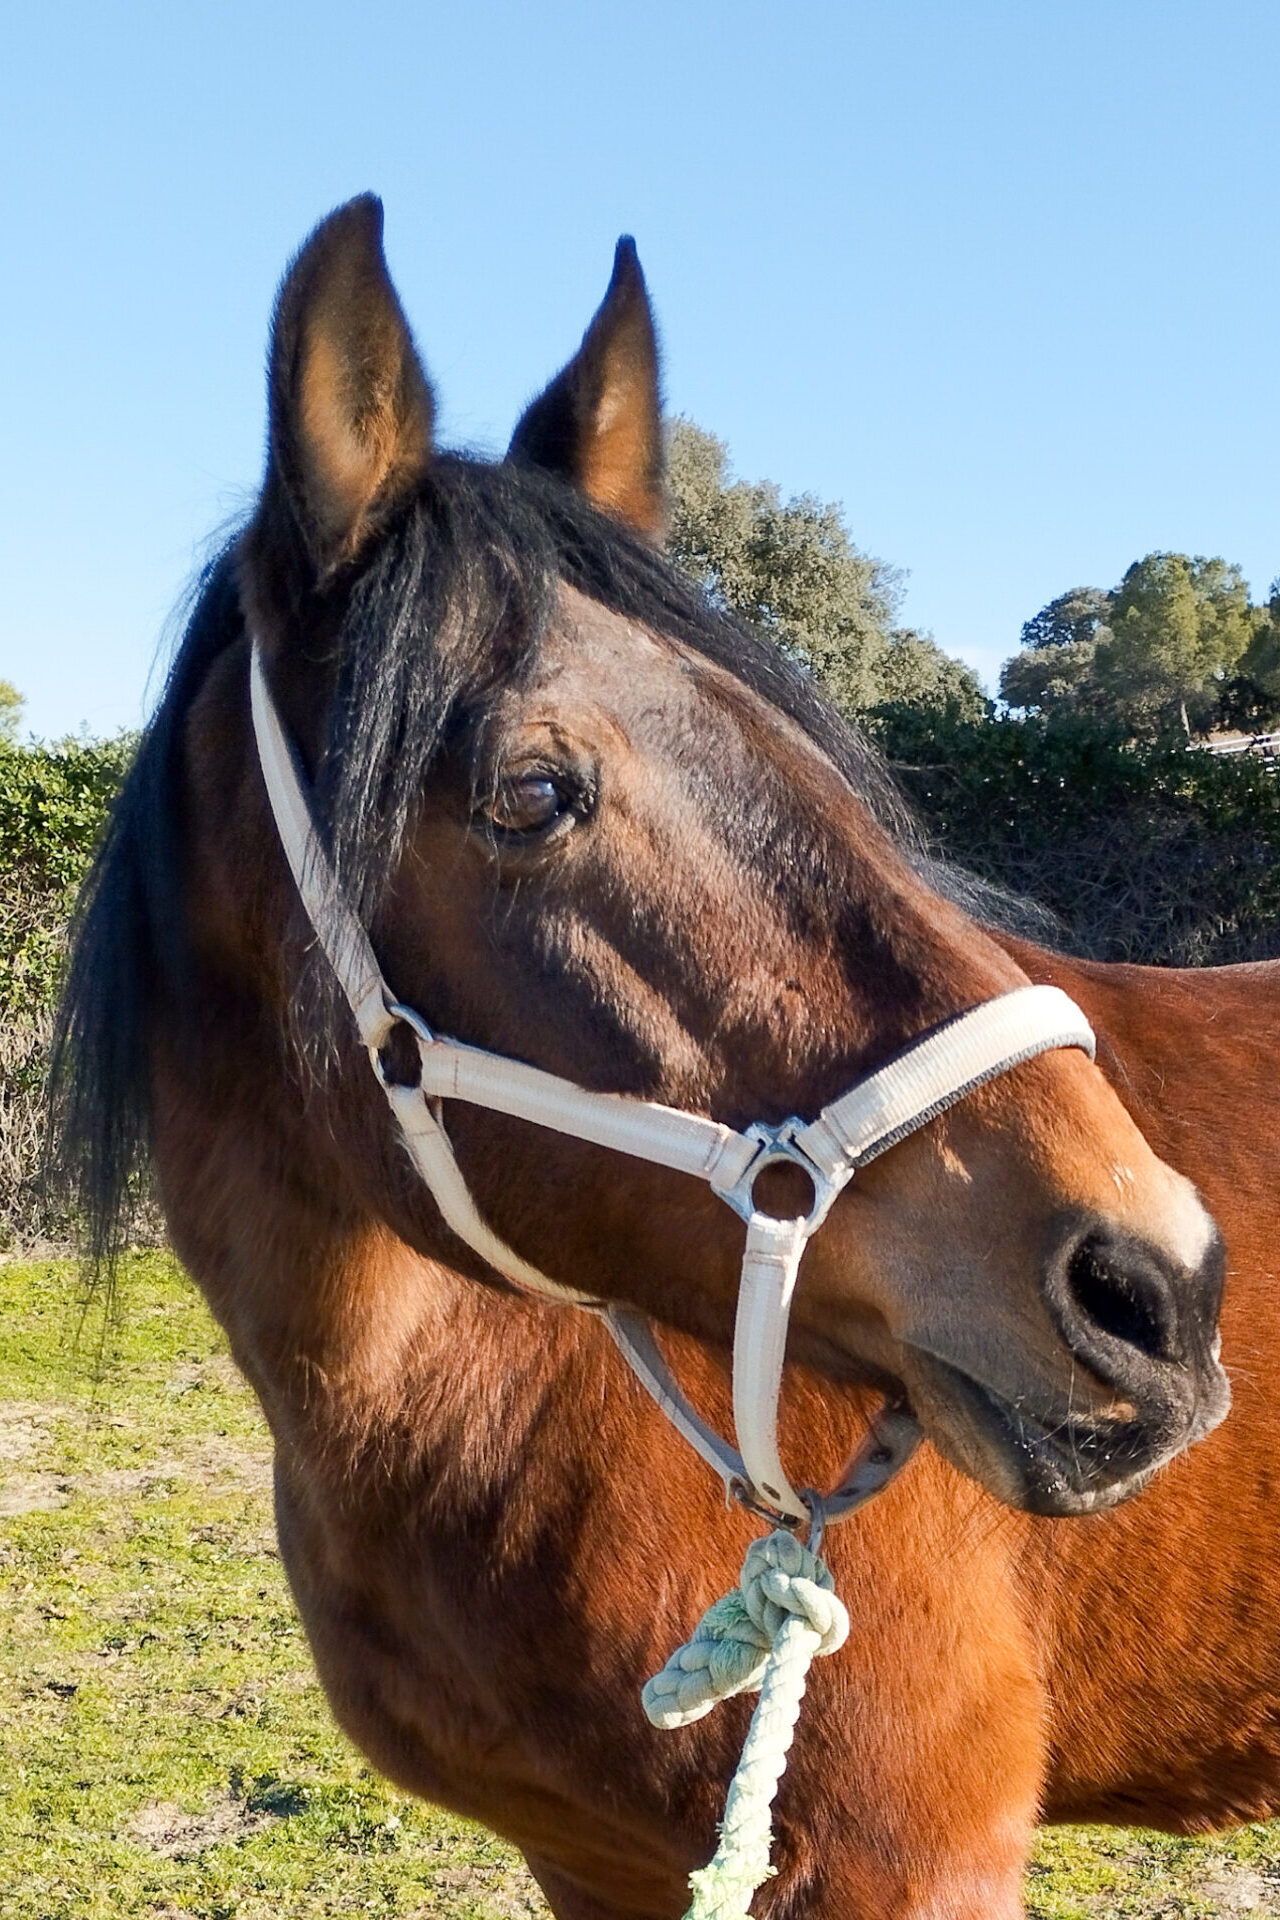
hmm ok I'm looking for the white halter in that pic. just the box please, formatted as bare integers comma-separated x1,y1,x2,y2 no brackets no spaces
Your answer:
249,642,1096,1535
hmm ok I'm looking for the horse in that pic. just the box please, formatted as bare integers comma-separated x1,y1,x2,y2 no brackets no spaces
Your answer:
51,195,1277,1919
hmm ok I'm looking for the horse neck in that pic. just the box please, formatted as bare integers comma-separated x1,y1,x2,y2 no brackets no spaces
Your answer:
151,1015,614,1525
997,932,1280,1126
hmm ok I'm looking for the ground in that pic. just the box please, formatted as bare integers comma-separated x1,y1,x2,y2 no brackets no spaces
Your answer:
3,1254,1279,1919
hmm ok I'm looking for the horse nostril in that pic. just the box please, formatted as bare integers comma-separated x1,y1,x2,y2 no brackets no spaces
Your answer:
1064,1232,1174,1361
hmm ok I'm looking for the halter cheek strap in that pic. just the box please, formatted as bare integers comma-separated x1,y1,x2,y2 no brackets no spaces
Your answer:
249,642,1096,1534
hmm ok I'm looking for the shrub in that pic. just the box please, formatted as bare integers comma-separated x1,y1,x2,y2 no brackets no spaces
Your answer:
870,705,1280,966
0,736,134,1015
0,736,133,1243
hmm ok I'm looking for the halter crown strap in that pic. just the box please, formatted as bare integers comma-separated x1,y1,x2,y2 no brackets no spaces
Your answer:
249,641,1095,1532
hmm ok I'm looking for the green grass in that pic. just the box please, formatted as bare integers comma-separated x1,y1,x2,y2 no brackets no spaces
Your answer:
1,1253,1277,1918
0,1254,542,1920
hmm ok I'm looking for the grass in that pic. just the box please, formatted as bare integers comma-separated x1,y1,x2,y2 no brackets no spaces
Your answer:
0,1253,542,1920
1,1253,1278,1919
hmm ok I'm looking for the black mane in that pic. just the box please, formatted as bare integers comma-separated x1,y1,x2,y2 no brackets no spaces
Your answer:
51,453,1011,1277
313,457,919,919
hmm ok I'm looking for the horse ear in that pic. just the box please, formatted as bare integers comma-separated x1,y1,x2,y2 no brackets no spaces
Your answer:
265,195,434,573
508,237,664,541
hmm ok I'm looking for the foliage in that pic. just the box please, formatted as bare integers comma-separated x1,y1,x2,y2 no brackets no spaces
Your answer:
1232,578,1280,726
0,679,24,743
0,735,134,1020
999,637,1105,723
0,735,133,1245
1018,587,1113,654
872,705,1280,965
666,421,987,719
1105,554,1253,733
876,626,988,717
4,1249,1280,1918
1211,671,1280,734
1001,555,1277,737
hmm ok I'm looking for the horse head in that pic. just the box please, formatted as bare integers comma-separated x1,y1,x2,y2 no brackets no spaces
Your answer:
105,197,1231,1522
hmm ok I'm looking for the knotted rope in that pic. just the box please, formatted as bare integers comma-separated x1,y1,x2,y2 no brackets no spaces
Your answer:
643,1529,849,1920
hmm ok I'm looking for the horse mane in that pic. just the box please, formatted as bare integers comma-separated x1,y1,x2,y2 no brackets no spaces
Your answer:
50,451,1035,1279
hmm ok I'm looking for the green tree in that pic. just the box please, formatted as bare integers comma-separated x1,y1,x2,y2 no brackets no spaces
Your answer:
1001,554,1260,736
1099,554,1252,734
999,638,1107,720
877,626,989,716
665,420,985,718
1229,577,1280,726
0,681,23,743
1018,587,1112,653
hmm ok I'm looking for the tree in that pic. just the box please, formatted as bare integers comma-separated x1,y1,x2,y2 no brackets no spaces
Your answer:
665,421,986,719
0,681,22,744
999,639,1107,720
1100,554,1252,734
1000,554,1261,736
1018,587,1112,653
876,627,989,716
1229,578,1280,727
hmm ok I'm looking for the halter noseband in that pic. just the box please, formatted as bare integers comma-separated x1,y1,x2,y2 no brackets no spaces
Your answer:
249,642,1096,1537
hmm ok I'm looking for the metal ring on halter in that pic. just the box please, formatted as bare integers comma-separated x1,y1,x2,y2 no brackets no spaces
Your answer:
729,1478,827,1552
370,999,436,1090
714,1120,840,1233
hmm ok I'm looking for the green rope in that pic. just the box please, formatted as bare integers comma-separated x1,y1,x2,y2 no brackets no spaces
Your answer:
642,1530,849,1920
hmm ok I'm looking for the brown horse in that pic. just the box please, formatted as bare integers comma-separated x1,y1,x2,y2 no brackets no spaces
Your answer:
54,197,1276,1919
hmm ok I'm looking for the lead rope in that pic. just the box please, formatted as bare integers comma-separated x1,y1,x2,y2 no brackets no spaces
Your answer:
643,1528,847,1920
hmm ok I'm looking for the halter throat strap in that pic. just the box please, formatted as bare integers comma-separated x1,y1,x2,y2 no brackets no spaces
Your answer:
248,641,1096,1534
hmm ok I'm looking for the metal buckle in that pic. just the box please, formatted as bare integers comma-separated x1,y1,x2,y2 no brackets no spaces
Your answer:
715,1119,839,1232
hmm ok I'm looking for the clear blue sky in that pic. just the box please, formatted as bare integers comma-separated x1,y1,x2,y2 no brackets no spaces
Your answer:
3,1,1277,739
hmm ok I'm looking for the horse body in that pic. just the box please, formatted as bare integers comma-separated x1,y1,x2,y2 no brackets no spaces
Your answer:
56,198,1272,1917
148,930,1280,1917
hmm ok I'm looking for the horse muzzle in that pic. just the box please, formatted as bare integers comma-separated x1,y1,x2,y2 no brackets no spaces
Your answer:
900,1216,1231,1516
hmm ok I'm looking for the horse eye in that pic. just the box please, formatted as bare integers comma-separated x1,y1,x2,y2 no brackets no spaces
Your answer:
487,772,567,835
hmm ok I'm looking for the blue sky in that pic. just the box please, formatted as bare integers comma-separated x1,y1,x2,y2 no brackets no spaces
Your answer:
3,1,1277,739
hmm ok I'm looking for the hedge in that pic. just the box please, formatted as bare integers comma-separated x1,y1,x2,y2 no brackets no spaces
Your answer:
871,707,1280,967
0,737,133,1244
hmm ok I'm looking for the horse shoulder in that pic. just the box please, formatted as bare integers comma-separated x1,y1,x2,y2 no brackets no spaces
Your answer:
1002,940,1280,1829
